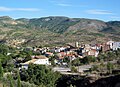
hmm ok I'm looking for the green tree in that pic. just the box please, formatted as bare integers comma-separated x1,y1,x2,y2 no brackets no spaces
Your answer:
71,58,81,66
115,49,120,58
71,66,77,73
107,62,113,74
17,69,21,87
49,56,56,66
98,53,107,61
63,57,70,63
8,74,14,87
0,44,9,55
107,52,116,61
23,54,32,62
0,53,12,70
82,56,96,64
91,65,99,72
0,61,3,79
20,64,61,87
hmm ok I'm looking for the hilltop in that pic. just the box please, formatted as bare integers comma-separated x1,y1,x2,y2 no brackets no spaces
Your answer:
0,16,120,46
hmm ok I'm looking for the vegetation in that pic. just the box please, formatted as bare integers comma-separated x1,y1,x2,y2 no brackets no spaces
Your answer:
0,16,120,46
71,58,81,66
71,56,96,66
17,69,21,87
56,75,90,87
20,64,61,87
8,74,14,87
0,61,3,80
0,33,119,87
71,66,77,73
107,62,114,74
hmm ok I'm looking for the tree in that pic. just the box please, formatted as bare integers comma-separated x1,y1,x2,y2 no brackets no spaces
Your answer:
71,66,77,73
107,62,113,74
17,69,21,87
91,65,99,72
98,53,107,61
82,56,96,64
23,54,32,62
49,56,56,66
0,53,12,69
107,52,116,61
71,58,81,66
63,56,70,63
115,49,120,58
0,61,3,79
99,62,105,72
0,44,9,55
8,74,14,87
20,64,61,87
3,84,5,87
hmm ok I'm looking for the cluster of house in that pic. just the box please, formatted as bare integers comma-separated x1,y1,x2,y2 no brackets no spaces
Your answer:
75,41,120,57
21,41,120,69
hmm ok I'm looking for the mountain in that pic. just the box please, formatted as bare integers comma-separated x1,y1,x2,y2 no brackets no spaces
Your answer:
0,16,120,46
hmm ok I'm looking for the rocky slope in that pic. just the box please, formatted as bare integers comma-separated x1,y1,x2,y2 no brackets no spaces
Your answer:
56,75,120,87
89,75,120,87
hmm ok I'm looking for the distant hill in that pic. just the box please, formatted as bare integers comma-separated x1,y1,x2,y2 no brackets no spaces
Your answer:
0,16,120,46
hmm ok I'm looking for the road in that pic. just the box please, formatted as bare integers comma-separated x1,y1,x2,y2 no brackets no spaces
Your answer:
53,65,92,74
78,65,92,72
53,60,117,74
78,60,117,72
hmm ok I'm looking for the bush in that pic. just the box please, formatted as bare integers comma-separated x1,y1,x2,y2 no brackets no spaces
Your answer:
71,66,77,73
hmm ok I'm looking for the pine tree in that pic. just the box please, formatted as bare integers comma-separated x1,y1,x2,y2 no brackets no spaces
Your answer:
17,69,21,87
0,61,3,79
8,74,14,87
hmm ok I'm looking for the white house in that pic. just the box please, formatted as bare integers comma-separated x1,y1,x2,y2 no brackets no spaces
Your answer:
107,40,114,49
34,58,50,65
21,55,50,69
113,42,120,50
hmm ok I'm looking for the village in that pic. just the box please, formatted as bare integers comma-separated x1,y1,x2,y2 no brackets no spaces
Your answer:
0,38,119,86
0,39,120,87
14,40,120,76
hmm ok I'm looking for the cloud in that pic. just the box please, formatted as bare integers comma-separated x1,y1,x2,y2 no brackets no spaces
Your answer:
50,0,87,7
86,10,113,15
0,6,40,11
57,3,72,7
57,4,87,7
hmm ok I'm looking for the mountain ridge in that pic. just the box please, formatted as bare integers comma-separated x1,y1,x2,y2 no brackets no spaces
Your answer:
0,16,120,46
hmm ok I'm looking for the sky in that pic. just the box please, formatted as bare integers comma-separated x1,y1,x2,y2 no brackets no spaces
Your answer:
0,0,120,21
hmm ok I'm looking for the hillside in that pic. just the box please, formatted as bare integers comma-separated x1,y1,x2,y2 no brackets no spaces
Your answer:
56,75,120,87
89,75,120,87
0,16,120,46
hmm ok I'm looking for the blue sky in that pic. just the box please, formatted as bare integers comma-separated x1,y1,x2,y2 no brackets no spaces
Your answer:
0,0,120,21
